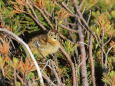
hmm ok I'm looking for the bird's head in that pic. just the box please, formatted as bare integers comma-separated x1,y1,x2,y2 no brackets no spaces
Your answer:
47,29,59,41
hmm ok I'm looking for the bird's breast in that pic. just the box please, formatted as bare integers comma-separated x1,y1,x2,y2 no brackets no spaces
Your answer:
39,39,60,56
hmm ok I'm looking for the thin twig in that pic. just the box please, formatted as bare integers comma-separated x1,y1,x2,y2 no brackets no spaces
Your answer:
41,59,52,72
105,45,115,68
17,74,24,85
79,0,85,10
87,10,92,24
104,36,112,46
61,2,74,15
59,33,77,45
26,12,47,30
43,9,52,18
49,60,63,86
32,2,54,29
43,72,58,86
26,0,47,30
60,24,78,33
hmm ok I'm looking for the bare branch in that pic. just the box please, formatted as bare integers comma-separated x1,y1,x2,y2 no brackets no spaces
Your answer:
61,2,74,15
60,24,78,33
59,45,78,86
105,44,115,68
43,72,58,86
89,35,96,86
104,36,112,46
77,24,89,86
79,0,85,10
87,10,92,24
50,60,64,86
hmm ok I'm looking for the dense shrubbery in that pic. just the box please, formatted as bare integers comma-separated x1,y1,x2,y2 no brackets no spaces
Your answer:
0,0,115,86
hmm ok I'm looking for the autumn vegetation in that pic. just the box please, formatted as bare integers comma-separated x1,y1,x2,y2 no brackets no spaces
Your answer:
0,0,115,86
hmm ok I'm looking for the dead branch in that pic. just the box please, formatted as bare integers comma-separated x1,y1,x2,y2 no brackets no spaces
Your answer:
59,45,78,86
77,24,89,86
89,35,96,86
50,60,64,86
60,24,78,33
43,72,58,86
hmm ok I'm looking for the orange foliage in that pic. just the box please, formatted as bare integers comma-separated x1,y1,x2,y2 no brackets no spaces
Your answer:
36,0,45,9
13,4,25,14
97,13,114,36
16,0,26,6
57,8,71,19
0,35,10,57
18,58,36,74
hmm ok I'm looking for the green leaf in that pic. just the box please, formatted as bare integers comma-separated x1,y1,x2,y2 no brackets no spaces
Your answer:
111,11,115,18
16,81,21,86
26,72,35,80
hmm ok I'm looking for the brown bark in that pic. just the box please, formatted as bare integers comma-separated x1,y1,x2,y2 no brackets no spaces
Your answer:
60,46,78,86
89,35,96,86
78,24,89,86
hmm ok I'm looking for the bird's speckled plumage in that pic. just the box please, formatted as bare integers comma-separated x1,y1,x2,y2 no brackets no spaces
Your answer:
28,30,60,59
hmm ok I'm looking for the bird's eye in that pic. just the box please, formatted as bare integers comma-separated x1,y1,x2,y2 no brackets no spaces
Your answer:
54,37,56,39
50,34,53,37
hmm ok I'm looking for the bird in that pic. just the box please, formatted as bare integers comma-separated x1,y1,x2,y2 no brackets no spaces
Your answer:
28,30,60,60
